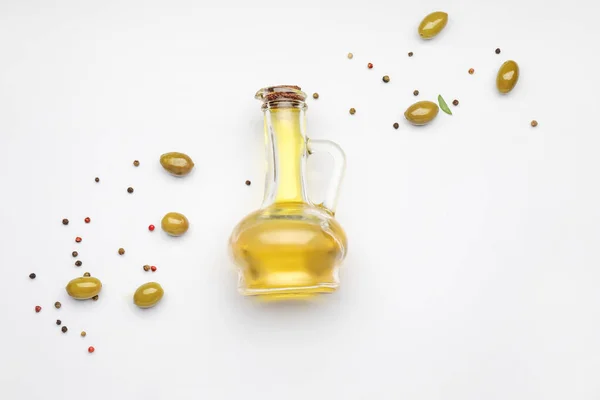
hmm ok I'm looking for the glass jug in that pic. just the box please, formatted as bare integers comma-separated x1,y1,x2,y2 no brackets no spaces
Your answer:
229,85,348,298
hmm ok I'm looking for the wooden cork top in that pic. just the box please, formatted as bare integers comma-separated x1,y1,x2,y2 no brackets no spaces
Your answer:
255,85,307,103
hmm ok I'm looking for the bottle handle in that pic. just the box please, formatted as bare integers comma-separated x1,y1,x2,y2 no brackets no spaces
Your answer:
306,139,346,214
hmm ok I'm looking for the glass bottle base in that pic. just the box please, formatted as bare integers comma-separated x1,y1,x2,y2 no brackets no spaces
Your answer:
230,203,347,299
237,265,340,299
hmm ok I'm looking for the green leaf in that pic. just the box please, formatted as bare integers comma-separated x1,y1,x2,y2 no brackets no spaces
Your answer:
438,94,452,115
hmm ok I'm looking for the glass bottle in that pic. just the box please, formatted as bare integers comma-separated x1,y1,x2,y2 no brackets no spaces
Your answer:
229,85,348,298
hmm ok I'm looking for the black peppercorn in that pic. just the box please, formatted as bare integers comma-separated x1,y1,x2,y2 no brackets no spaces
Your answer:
54,301,61,309
495,48,501,54
61,326,68,333
452,99,459,106
29,273,36,279
408,52,413,57
245,180,251,186
393,123,399,130
75,260,82,267
72,251,78,257
95,177,100,183
56,320,61,325
413,90,419,96
127,187,134,194
62,218,69,225
382,75,390,83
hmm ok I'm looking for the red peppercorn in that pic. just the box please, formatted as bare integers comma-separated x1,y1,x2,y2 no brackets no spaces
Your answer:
148,224,155,232
150,266,157,272
88,346,95,353
367,63,373,69
75,237,82,243
84,217,91,223
35,306,41,313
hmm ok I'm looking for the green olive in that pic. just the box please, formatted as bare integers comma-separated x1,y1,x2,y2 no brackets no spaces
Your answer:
496,60,519,94
66,277,102,300
418,11,448,39
134,282,164,308
161,212,189,236
160,152,195,176
404,101,439,125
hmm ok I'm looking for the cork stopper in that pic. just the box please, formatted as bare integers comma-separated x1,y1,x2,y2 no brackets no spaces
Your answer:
255,85,307,107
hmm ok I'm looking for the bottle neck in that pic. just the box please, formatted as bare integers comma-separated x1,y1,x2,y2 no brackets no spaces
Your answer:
262,107,309,207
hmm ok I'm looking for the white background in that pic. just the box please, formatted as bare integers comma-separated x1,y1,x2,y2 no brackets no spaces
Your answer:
1,0,599,399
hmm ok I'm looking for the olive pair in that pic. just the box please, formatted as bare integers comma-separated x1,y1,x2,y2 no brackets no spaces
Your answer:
418,10,520,94
406,11,446,126
66,277,164,308
159,153,192,237
403,60,520,126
